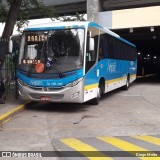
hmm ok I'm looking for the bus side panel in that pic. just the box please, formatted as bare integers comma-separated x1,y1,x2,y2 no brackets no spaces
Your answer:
83,58,136,102
98,59,127,93
97,58,136,94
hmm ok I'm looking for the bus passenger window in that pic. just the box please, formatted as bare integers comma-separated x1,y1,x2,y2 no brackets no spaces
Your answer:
108,37,115,58
99,33,110,60
99,36,105,60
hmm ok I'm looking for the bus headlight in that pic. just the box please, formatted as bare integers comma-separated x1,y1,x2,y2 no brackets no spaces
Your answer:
65,77,83,87
18,79,28,86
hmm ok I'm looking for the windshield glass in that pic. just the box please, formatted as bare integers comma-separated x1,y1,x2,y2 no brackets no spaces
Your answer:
18,29,84,77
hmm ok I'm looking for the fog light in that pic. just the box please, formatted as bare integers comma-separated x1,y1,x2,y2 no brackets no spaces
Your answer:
71,92,79,99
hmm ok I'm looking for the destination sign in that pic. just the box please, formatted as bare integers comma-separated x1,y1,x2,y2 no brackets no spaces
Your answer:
27,35,47,42
22,59,41,64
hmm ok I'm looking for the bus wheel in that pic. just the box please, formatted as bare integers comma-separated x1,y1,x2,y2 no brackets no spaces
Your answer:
123,75,130,90
91,79,105,105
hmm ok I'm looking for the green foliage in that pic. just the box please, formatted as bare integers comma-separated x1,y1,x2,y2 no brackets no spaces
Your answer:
0,0,58,32
0,1,8,22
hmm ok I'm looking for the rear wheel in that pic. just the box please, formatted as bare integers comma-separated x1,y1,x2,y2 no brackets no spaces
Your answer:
123,75,130,90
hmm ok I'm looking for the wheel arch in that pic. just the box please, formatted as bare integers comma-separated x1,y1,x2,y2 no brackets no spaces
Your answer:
99,77,105,95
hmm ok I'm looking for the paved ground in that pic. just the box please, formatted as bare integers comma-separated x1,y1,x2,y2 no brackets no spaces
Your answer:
0,76,160,159
0,100,24,116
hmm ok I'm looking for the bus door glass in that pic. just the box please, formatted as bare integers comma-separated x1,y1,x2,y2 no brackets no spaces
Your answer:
85,27,99,89
85,27,99,73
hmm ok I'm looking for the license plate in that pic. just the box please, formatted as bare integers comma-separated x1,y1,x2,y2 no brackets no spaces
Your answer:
40,96,52,101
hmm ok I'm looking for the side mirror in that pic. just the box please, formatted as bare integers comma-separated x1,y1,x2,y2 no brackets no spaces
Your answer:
89,38,94,51
8,37,13,53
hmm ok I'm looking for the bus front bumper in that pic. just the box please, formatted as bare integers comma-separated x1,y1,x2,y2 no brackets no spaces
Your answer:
18,80,84,103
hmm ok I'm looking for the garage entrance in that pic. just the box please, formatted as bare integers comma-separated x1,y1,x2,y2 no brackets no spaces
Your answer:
112,26,160,76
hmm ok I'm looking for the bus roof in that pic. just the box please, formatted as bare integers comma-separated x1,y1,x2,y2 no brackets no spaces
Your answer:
25,21,89,31
25,21,136,48
88,22,136,48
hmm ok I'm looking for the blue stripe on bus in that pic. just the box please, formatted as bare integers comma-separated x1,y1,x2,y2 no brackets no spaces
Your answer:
119,37,136,48
88,22,136,48
17,68,83,87
25,25,85,31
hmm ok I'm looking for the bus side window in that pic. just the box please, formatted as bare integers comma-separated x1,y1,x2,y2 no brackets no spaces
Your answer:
104,34,109,58
99,34,105,60
108,36,115,58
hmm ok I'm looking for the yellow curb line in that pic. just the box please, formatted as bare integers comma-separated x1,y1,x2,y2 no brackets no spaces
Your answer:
0,102,28,126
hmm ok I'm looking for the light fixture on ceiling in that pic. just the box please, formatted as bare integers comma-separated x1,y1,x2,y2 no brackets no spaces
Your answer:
150,26,154,32
129,28,133,33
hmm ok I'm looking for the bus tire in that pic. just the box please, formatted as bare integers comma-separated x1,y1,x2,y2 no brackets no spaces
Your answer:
99,78,105,96
91,79,104,105
123,75,130,90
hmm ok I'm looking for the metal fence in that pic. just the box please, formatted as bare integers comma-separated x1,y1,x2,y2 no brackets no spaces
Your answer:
0,37,18,100
4,54,18,100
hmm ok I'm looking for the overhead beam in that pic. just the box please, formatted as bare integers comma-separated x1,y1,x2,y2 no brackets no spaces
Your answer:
101,0,160,11
87,0,102,22
28,2,86,19
15,0,160,20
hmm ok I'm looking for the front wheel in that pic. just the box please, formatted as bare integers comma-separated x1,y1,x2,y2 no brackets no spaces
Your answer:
123,75,130,90
91,79,105,105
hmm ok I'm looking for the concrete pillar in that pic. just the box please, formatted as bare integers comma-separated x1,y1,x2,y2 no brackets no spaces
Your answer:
87,0,102,23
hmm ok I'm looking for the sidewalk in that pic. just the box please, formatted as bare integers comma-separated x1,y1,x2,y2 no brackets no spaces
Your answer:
0,99,27,125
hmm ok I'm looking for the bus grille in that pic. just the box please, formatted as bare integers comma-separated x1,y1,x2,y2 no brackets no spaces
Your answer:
29,86,63,91
29,93,64,101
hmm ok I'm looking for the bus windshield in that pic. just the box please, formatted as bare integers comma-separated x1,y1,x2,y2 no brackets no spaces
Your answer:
18,29,84,77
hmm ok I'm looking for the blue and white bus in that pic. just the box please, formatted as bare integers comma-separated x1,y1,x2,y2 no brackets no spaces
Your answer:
17,21,137,104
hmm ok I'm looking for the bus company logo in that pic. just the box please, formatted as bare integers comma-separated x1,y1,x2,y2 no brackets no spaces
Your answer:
107,61,116,73
30,80,43,86
42,87,49,91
